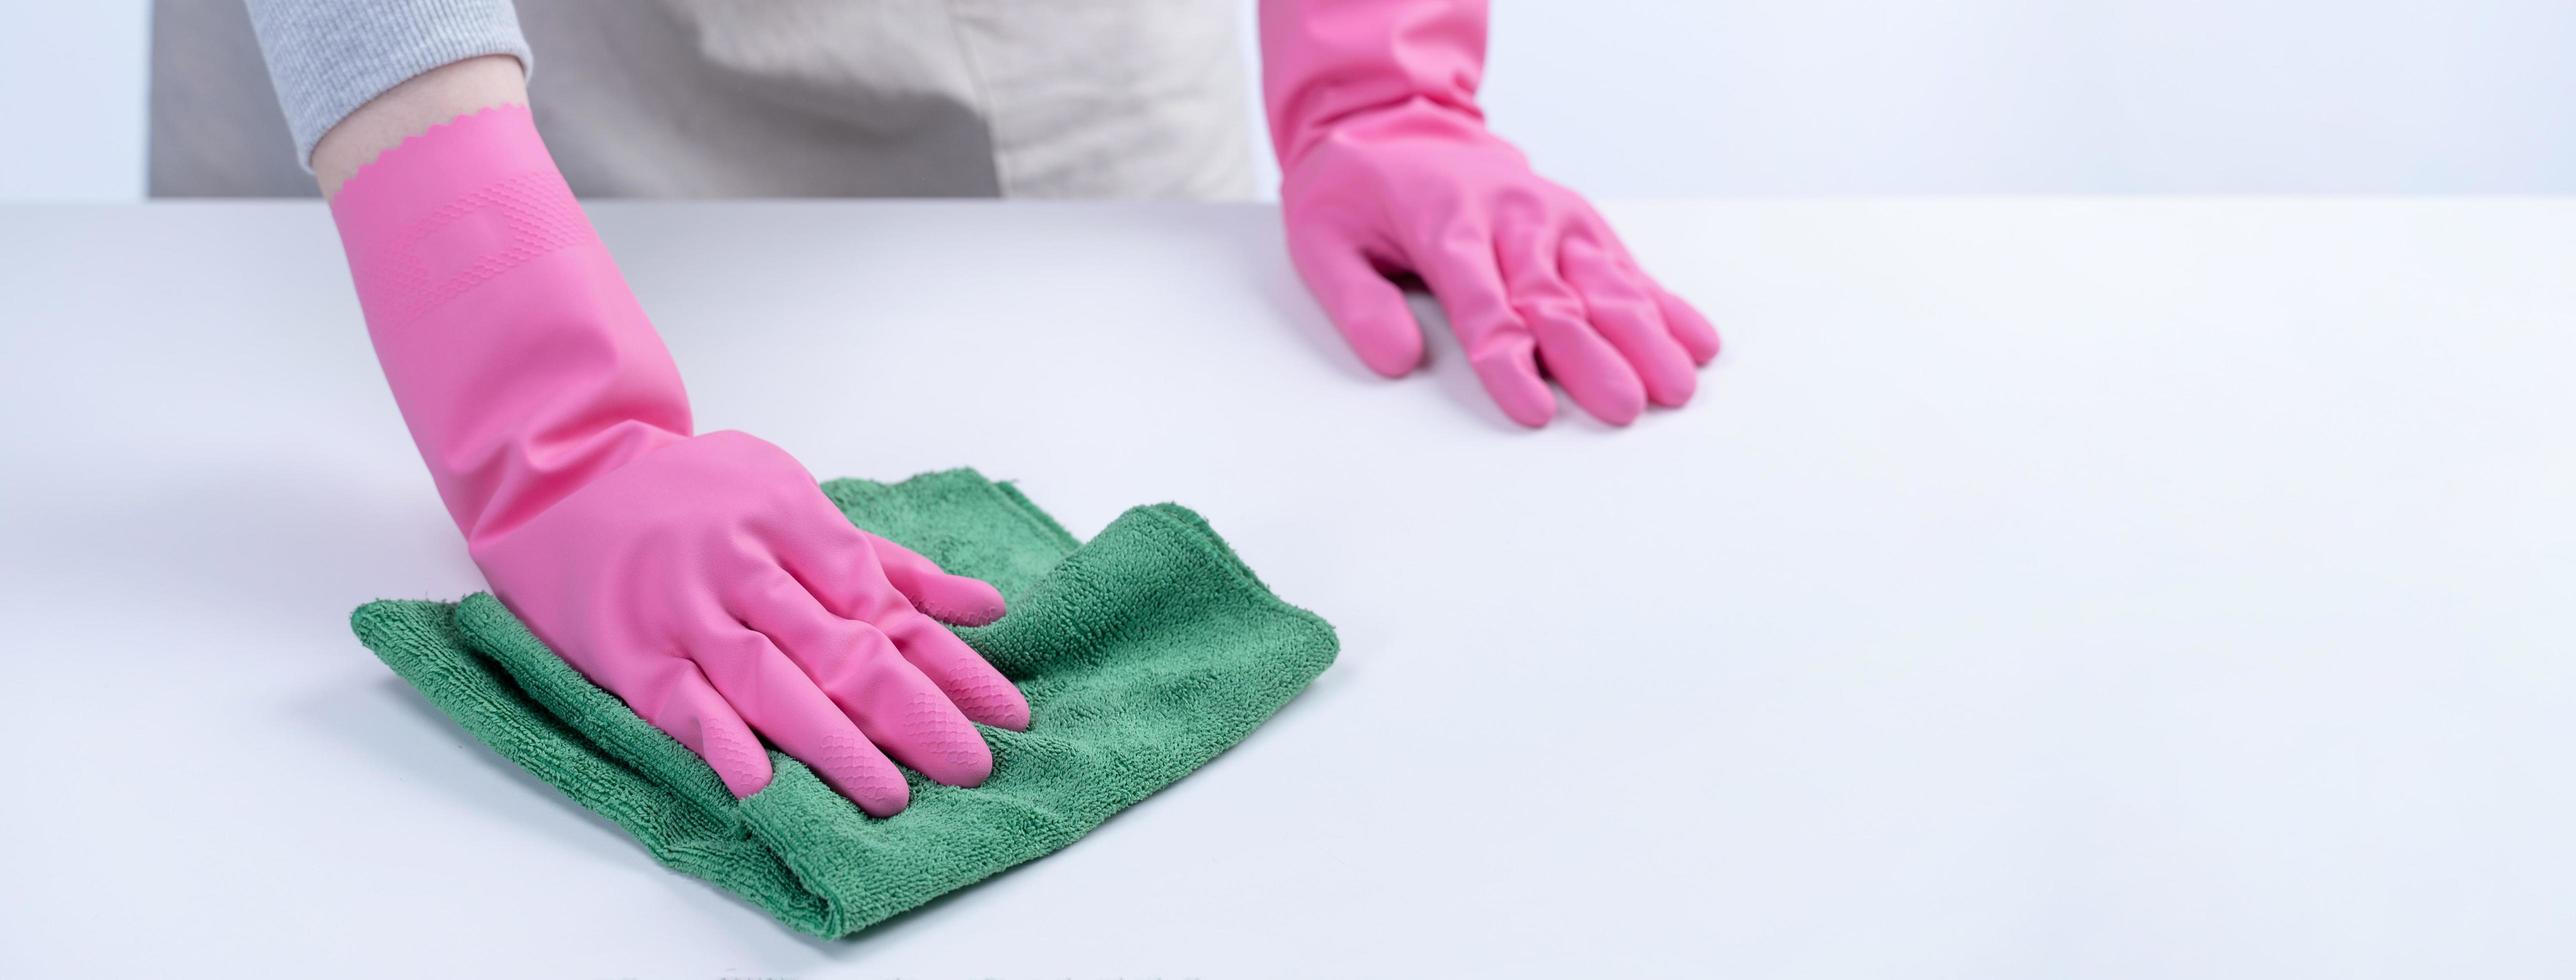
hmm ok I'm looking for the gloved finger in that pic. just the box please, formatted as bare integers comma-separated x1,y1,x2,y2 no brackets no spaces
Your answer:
1656,286,1722,365
734,570,994,787
879,607,1031,731
1411,222,1555,427
687,627,911,816
860,531,1007,627
631,664,774,801
1287,229,1425,378
1497,223,1646,426
1571,221,1722,366
803,527,1026,728
1561,236,1699,408
774,517,957,623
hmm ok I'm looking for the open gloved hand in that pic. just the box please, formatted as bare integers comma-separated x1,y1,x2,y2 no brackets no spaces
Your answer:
1262,0,1720,427
330,104,1023,816
472,431,1027,816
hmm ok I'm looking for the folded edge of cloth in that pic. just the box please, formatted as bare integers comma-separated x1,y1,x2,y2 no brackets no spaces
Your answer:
350,468,1337,937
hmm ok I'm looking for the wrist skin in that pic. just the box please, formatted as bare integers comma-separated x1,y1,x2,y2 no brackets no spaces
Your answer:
314,54,528,198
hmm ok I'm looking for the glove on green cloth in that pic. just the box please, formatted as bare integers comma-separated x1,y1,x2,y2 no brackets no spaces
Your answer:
349,469,1337,937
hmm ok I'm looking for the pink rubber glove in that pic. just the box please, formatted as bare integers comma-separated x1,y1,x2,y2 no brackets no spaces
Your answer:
331,105,1027,816
1262,0,1721,427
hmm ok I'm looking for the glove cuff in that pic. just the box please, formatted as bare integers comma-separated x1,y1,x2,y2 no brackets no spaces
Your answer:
329,105,691,540
1258,0,1492,168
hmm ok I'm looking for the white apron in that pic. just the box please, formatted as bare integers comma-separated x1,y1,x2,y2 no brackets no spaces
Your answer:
149,0,1256,200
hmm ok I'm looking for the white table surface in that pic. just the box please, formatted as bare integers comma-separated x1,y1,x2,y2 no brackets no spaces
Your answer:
1,198,2570,978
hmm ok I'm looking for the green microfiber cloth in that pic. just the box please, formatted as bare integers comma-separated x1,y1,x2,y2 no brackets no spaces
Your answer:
349,469,1337,937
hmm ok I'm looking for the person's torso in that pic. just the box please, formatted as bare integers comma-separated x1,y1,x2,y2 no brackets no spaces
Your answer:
150,0,1255,200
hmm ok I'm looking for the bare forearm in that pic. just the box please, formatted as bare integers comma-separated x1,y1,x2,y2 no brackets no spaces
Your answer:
313,54,527,198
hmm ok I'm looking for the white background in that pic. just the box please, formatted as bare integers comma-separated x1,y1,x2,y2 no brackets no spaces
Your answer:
5,0,2574,201
3,1,2573,975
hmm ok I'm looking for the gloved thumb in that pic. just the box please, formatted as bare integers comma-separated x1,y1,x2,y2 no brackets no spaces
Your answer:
1288,234,1425,378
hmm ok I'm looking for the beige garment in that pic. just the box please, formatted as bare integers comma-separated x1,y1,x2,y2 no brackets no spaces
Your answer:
150,0,1257,199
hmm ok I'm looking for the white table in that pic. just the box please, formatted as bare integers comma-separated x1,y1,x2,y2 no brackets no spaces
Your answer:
2,199,2570,978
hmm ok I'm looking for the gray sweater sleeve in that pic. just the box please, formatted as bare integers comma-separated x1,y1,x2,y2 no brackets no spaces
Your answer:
243,0,532,168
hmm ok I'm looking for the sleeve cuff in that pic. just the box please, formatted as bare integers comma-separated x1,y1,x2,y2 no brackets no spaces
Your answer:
244,0,533,171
